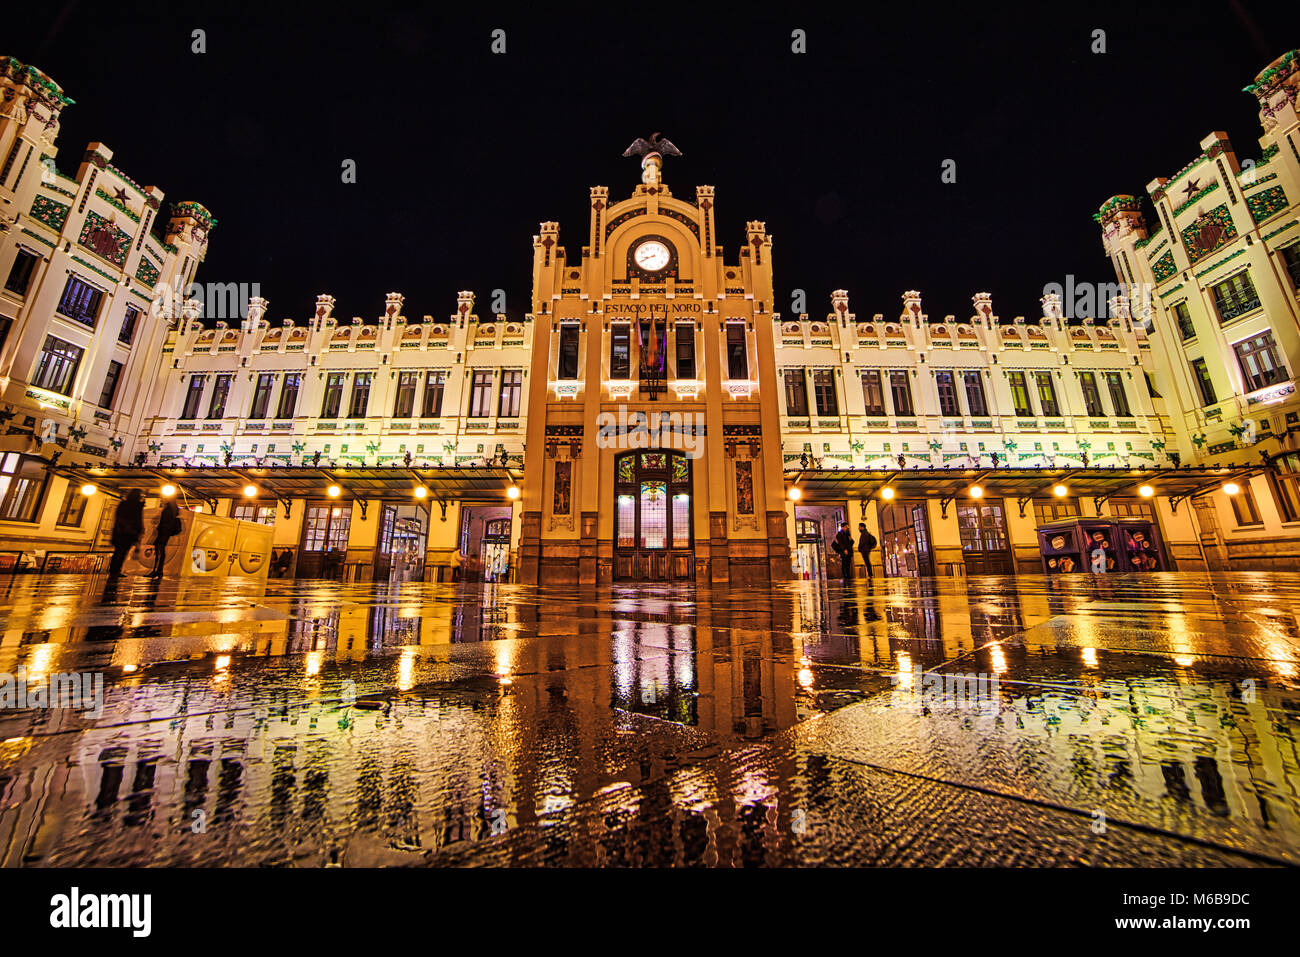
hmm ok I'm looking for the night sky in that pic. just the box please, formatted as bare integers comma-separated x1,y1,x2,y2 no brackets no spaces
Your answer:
10,1,1298,324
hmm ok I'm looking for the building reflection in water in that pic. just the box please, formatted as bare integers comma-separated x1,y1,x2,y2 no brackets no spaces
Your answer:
0,575,1298,865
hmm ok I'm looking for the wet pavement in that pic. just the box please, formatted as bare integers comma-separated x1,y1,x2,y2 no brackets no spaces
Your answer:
1,572,1298,867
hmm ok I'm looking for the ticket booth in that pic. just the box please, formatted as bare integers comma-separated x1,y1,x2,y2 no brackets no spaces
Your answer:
1036,518,1166,574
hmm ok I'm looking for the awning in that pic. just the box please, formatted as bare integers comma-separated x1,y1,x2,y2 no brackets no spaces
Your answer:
53,464,522,514
783,464,1265,518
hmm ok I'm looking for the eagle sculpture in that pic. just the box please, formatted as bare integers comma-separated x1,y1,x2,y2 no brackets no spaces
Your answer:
622,132,683,158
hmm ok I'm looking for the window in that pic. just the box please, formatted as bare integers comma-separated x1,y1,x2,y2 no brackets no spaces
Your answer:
962,371,987,416
726,323,748,379
610,324,631,378
56,276,103,328
422,371,445,417
1229,482,1262,526
1171,301,1196,341
180,375,206,419
118,305,140,345
889,370,913,415
1104,372,1130,416
276,373,301,419
1079,372,1105,416
4,249,38,295
99,360,123,410
469,370,493,417
861,371,886,416
249,373,275,418
1209,271,1260,324
783,369,808,416
1007,371,1034,416
231,504,276,525
1033,497,1079,525
813,369,838,416
31,336,83,395
675,323,695,379
393,371,418,417
208,374,232,418
0,453,47,523
499,369,522,417
1269,452,1300,523
1109,496,1155,520
1034,372,1060,416
558,324,580,379
1233,331,1288,393
1283,244,1300,290
302,504,351,552
56,482,88,527
935,371,961,416
348,372,372,418
321,372,346,418
1190,358,1217,406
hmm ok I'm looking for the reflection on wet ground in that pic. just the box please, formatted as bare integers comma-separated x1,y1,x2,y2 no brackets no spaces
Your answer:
1,572,1298,866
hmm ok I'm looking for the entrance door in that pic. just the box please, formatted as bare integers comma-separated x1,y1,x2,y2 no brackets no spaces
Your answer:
880,501,934,578
480,517,512,582
298,502,352,579
956,500,1015,575
793,518,824,580
613,451,693,581
375,504,428,583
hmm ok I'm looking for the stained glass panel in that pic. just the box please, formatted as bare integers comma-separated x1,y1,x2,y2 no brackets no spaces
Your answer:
641,482,667,548
671,455,689,484
617,456,635,484
642,453,667,471
672,494,690,547
617,494,636,546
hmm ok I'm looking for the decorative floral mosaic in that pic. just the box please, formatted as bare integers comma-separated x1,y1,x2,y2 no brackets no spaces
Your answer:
1247,186,1288,224
1151,250,1177,282
78,211,131,266
30,195,69,230
1180,204,1238,265
135,257,160,287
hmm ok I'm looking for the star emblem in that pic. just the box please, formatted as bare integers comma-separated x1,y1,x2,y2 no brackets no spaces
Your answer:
113,187,129,203
1181,178,1200,199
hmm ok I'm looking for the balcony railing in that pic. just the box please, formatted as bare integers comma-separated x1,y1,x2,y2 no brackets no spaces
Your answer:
1216,294,1262,324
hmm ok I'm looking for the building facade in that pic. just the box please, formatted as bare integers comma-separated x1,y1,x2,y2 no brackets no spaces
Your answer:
1,51,1298,581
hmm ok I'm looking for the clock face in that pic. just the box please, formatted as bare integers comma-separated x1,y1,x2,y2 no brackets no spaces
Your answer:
633,240,671,271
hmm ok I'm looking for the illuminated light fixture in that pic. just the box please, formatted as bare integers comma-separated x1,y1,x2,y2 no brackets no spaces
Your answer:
880,487,896,501
1052,484,1068,498
122,664,138,673
242,484,258,498
1138,484,1155,498
79,483,97,497
968,485,984,499
414,486,428,499
506,485,521,500
160,484,177,498
788,487,802,501
327,484,341,498
1222,482,1240,496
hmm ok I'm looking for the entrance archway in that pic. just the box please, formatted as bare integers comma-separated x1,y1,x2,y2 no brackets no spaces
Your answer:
613,450,693,581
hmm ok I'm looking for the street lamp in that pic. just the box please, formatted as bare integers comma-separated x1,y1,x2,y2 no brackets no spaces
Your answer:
243,485,258,498
160,484,177,498
1138,484,1155,498
79,483,97,497
880,486,895,501
1222,482,1240,495
968,485,984,499
327,484,341,498
507,485,520,500
414,486,428,499
788,487,802,501
1052,484,1069,497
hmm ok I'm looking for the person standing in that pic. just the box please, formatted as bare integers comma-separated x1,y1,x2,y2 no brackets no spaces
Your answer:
150,499,183,579
107,489,145,578
857,522,877,580
831,522,854,582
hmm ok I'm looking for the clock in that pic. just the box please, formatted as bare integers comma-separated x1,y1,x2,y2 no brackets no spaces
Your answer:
633,240,671,272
